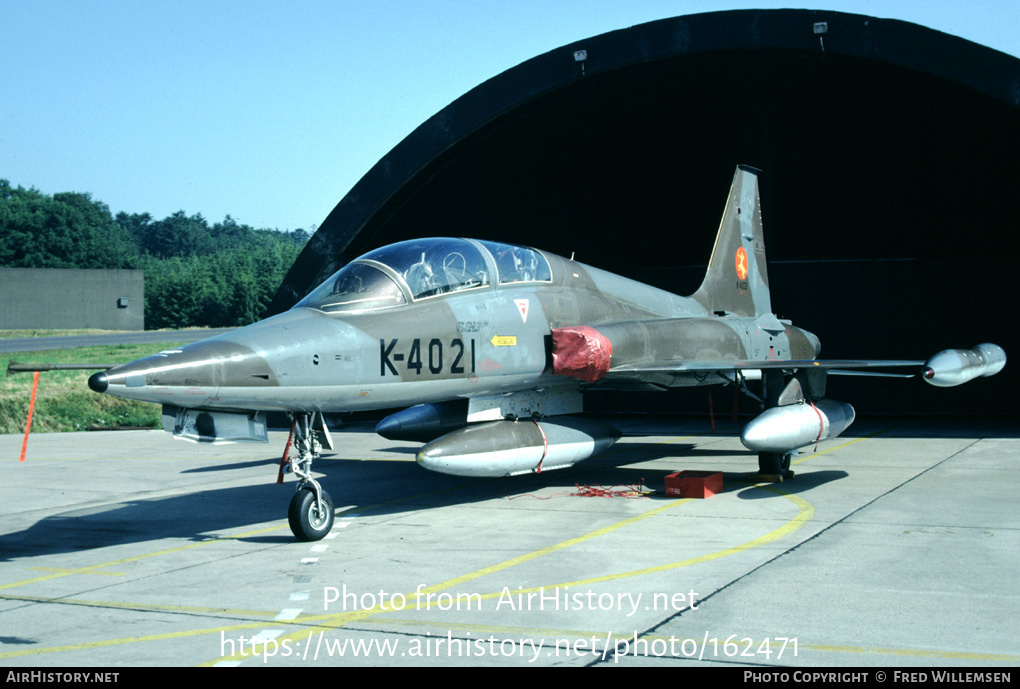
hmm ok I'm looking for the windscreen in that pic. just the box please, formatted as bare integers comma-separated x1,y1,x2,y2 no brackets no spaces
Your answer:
295,263,406,313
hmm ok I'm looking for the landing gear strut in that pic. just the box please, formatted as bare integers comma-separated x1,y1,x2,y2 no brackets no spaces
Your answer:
750,369,803,481
283,413,334,541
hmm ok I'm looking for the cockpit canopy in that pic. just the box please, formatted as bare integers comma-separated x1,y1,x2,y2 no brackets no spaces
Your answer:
295,238,551,313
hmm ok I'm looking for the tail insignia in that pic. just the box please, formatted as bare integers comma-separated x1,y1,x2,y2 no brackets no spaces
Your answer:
735,247,749,281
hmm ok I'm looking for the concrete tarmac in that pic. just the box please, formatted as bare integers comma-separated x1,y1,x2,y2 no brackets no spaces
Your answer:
1,417,1017,667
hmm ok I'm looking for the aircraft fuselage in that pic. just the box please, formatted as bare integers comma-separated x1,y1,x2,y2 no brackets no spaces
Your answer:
89,249,818,414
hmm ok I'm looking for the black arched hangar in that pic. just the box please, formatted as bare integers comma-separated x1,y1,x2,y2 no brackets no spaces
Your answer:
271,9,1020,414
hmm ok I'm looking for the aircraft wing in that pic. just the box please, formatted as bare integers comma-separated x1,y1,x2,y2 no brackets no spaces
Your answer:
549,325,1003,388
602,347,1004,388
607,358,925,375
599,358,925,388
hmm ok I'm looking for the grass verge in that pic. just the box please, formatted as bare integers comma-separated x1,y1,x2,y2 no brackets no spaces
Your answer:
2,342,186,434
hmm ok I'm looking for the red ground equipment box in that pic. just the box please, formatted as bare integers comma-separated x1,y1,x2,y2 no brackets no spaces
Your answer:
664,471,723,498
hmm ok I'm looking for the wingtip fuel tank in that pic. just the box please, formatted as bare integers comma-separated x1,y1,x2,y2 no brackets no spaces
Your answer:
922,343,1006,387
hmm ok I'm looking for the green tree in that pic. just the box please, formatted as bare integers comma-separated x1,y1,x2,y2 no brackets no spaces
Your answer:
210,215,254,251
139,211,214,258
115,211,153,248
0,180,136,268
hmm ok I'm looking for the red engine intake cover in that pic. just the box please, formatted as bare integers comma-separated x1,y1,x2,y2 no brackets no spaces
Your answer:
551,326,612,383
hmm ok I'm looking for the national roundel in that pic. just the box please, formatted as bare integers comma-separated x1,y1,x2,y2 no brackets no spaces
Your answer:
734,247,749,281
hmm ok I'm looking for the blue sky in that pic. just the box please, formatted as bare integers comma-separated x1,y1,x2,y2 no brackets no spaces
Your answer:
2,1,1018,232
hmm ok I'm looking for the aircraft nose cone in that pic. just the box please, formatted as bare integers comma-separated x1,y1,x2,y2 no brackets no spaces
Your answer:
88,371,109,393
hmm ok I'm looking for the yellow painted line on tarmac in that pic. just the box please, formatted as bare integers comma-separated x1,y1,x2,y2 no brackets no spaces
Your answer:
346,619,1020,664
0,621,276,661
0,524,284,592
792,425,899,465
198,426,1017,667
206,482,814,665
0,472,494,593
300,485,811,637
456,486,813,605
30,567,125,577
1,428,866,664
326,456,417,462
545,427,885,606
204,497,700,664
625,633,1020,663
418,499,695,595
203,429,818,664
0,474,504,660
798,642,1020,663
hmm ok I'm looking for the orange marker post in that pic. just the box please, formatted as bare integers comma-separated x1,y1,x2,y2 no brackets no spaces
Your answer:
19,372,40,463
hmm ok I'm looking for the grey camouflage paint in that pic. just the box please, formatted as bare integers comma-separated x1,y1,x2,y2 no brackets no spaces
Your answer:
89,168,825,420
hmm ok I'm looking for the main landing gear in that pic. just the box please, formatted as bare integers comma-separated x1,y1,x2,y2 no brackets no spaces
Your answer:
281,413,335,541
756,451,795,482
723,368,804,482
751,369,800,482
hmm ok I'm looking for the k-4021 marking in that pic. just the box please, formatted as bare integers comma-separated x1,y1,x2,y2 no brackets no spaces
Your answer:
380,338,476,377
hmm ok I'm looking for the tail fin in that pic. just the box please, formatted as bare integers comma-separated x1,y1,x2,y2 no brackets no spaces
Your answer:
691,165,772,318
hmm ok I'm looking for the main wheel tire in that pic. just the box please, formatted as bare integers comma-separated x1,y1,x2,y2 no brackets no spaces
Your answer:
757,452,792,477
288,487,334,541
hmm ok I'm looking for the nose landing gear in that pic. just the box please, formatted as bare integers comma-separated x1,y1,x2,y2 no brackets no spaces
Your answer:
282,412,335,541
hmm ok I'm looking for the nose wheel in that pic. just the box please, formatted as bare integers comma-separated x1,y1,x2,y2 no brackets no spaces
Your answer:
289,485,335,541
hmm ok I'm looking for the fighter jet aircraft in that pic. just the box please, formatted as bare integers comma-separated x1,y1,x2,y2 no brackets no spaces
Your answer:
87,166,1006,541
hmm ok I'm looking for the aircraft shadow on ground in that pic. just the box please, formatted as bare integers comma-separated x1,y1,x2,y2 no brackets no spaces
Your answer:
180,457,284,473
0,439,843,561
731,469,849,500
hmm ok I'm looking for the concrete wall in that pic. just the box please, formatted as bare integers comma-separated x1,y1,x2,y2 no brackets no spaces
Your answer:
0,268,144,331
